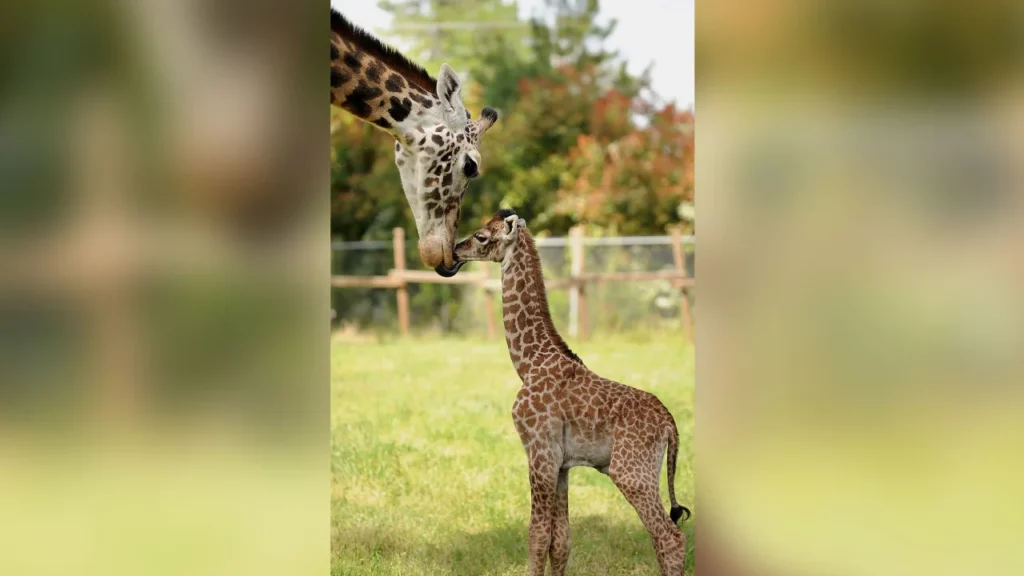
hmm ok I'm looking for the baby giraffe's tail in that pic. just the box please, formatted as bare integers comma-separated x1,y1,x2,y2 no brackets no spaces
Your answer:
666,420,691,524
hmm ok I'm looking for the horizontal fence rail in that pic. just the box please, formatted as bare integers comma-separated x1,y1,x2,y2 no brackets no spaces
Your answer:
331,227,694,340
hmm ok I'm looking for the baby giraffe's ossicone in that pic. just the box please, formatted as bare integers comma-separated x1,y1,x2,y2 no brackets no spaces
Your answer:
453,210,692,576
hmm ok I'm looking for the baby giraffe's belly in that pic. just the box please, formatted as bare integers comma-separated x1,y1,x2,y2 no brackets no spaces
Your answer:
560,425,613,472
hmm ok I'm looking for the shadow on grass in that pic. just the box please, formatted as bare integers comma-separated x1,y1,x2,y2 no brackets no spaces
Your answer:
335,514,694,575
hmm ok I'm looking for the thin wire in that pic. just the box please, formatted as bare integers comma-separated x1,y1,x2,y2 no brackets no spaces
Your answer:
330,235,694,252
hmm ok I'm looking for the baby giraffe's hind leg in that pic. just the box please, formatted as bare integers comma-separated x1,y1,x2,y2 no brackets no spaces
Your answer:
548,469,571,575
609,440,686,575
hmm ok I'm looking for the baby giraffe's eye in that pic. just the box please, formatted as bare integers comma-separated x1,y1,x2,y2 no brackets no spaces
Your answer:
474,234,489,244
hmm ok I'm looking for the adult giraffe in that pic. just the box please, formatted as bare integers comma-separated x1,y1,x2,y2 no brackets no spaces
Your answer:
331,9,499,275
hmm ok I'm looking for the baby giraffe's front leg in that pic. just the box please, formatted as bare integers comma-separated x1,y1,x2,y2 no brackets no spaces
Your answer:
525,444,562,576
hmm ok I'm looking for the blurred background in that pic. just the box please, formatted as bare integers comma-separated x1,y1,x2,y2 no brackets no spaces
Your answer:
1,2,325,576
330,0,695,337
698,1,1024,575
4,0,1019,575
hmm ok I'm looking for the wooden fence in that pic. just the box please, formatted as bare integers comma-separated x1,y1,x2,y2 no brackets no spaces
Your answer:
331,226,694,341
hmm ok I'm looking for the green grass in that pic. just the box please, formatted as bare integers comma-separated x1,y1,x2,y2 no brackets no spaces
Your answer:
331,331,694,575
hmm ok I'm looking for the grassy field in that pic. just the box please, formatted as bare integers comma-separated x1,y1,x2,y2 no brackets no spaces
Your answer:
331,332,694,575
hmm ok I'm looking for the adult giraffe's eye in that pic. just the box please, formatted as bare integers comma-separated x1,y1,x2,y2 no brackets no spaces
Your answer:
463,158,478,178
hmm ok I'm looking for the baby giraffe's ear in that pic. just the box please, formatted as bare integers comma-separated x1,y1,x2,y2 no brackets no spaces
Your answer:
504,213,519,236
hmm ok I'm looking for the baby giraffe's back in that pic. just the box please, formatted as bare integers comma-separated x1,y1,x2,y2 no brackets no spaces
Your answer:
521,361,679,475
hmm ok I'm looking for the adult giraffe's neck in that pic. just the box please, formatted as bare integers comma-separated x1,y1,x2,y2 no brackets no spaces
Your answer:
500,230,583,380
331,10,441,137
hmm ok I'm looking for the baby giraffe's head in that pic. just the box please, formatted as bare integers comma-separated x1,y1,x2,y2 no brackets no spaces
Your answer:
436,209,526,277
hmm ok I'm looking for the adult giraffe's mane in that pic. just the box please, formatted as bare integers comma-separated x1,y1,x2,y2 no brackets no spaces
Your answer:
331,8,439,97
515,228,584,366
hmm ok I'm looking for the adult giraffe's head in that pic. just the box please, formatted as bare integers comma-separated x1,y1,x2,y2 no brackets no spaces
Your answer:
331,9,499,274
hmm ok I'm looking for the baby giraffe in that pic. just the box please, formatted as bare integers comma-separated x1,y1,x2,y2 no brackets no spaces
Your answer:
450,210,692,575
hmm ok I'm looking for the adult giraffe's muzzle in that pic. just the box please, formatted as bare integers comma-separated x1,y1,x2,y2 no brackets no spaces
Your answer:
430,201,464,276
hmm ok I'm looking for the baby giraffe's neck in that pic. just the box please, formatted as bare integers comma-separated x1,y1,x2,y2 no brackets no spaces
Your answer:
500,230,582,381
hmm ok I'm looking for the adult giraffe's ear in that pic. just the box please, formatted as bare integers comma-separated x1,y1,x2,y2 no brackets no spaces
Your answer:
437,63,468,131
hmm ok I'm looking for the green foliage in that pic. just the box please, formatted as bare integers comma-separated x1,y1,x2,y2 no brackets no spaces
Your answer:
332,0,694,241
330,112,407,240
331,333,694,575
331,1,695,332
378,0,528,77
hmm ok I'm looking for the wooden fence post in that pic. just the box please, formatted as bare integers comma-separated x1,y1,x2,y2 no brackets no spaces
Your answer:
569,226,588,340
393,227,410,336
671,228,694,344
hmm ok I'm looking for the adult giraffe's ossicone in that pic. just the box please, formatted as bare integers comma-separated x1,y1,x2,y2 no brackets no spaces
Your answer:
331,9,499,275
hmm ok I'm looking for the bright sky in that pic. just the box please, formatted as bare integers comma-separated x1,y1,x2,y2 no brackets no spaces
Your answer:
331,0,695,109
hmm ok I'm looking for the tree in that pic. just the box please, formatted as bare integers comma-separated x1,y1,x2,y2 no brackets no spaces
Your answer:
333,0,691,240
330,109,405,240
550,105,695,235
377,0,528,77
331,0,695,332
